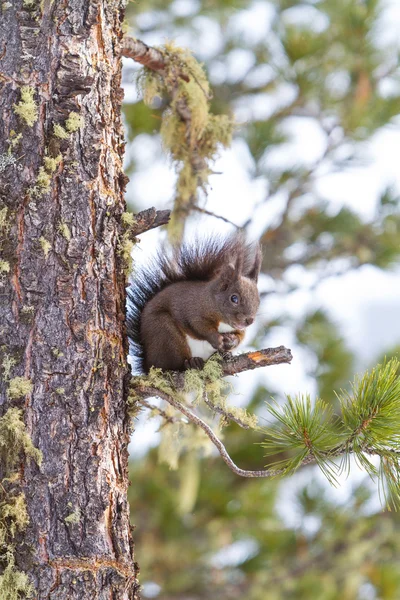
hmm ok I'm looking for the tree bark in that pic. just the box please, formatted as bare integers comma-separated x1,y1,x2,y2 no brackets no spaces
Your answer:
0,1,138,598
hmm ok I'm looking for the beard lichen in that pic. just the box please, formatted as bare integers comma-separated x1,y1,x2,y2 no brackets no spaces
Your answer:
0,408,41,598
137,42,234,241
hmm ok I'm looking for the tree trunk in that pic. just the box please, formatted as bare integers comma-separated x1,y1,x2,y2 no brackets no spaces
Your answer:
0,1,138,598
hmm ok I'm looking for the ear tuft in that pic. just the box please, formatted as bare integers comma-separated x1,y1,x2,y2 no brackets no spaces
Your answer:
217,263,236,291
248,245,262,282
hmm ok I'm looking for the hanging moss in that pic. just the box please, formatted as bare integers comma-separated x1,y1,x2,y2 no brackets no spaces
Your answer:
0,553,33,600
13,87,38,128
0,409,41,598
0,408,42,470
137,42,234,240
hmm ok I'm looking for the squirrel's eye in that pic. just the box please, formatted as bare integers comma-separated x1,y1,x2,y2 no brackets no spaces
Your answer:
230,294,239,304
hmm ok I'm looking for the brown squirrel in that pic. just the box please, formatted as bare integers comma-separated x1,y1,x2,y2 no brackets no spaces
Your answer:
127,233,261,372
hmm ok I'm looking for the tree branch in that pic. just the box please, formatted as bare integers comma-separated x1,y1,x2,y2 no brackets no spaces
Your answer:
122,37,166,72
135,385,281,478
125,207,171,238
221,346,292,376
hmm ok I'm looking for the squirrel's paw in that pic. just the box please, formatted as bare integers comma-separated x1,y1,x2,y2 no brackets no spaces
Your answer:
184,357,205,370
220,332,241,352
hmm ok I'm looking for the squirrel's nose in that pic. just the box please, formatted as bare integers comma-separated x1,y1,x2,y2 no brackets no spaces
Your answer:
246,317,254,326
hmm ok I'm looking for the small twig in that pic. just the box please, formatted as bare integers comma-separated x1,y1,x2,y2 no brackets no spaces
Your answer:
138,398,182,424
202,392,252,430
191,206,241,229
126,207,171,238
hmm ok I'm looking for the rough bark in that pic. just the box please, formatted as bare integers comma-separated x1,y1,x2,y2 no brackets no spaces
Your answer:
0,1,138,598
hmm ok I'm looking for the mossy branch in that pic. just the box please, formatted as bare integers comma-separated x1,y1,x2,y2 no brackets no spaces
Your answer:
123,37,235,241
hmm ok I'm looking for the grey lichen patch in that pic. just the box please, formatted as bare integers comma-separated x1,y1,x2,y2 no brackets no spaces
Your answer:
65,112,83,133
13,87,38,127
53,123,69,140
39,236,51,258
7,377,33,400
0,154,17,174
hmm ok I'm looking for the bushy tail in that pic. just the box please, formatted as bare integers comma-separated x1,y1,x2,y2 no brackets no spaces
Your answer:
127,232,261,372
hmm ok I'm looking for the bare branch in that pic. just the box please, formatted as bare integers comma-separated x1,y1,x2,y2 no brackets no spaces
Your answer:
125,207,171,238
122,37,166,72
221,346,293,376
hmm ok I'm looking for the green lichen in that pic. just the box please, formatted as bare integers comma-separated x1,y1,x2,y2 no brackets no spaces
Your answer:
8,132,22,152
39,236,51,258
0,260,10,274
120,234,135,275
7,378,33,400
65,112,83,133
53,124,69,140
65,508,81,524
35,167,51,194
2,355,16,380
121,212,136,227
13,87,38,127
51,348,64,358
58,222,71,240
43,154,62,173
0,207,7,230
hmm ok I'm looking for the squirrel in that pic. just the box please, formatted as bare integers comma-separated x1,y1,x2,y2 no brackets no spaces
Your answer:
127,232,261,373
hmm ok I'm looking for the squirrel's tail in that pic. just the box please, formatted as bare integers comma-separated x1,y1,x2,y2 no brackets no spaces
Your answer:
127,232,260,372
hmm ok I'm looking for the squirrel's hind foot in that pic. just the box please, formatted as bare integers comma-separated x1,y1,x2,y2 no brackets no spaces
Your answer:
184,357,205,370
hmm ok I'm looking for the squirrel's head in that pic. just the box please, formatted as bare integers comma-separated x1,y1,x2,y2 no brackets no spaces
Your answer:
211,244,261,330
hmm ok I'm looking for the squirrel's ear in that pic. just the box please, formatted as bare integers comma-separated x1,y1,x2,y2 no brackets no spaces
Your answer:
248,246,262,282
216,263,236,291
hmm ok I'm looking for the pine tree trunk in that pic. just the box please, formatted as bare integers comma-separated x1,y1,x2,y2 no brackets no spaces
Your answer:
0,1,138,598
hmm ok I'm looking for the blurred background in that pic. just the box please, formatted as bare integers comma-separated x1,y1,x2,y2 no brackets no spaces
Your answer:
122,1,400,598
